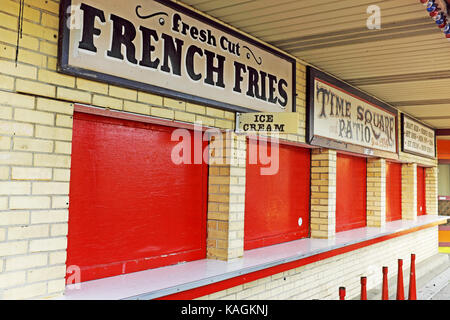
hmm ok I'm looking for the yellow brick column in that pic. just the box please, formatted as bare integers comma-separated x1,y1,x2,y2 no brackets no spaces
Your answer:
366,158,386,227
425,166,438,215
402,163,417,220
310,149,336,239
207,131,246,260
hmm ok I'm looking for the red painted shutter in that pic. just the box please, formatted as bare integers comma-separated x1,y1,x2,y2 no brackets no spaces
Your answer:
417,166,426,216
386,162,402,222
244,139,310,250
336,153,367,232
67,112,208,282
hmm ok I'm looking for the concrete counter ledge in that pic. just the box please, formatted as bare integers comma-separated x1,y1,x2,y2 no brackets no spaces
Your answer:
58,215,449,300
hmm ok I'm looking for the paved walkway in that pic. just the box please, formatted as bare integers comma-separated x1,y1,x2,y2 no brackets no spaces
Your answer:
418,253,450,300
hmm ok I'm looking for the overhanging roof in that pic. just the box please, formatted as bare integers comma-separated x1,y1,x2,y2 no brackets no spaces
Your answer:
179,0,450,130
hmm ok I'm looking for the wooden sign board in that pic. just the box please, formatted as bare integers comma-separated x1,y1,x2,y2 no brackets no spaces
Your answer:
237,112,299,134
58,0,296,113
307,67,398,158
401,114,436,159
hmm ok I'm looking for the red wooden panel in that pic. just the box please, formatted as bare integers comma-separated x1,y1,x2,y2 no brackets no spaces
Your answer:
244,139,310,250
67,112,208,283
336,153,367,232
417,166,426,216
386,162,402,222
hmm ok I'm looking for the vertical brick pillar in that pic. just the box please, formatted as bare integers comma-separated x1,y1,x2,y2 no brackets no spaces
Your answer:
207,131,246,260
366,158,386,227
425,166,438,215
310,149,336,239
402,163,417,220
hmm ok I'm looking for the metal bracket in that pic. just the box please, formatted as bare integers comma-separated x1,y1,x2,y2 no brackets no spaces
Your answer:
235,112,241,134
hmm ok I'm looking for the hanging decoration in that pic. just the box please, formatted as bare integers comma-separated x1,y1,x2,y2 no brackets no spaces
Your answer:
420,0,450,40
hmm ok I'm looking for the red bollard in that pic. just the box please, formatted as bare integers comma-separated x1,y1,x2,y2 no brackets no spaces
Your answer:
408,254,417,300
382,266,389,300
339,287,346,300
360,277,367,300
397,259,405,300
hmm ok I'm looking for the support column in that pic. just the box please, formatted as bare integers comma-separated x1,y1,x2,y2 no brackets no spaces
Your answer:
366,158,386,227
206,131,246,260
402,163,417,220
310,149,336,239
425,166,438,215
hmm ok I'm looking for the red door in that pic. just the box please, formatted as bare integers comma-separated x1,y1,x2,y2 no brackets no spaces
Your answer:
67,112,208,282
336,153,367,232
386,162,402,222
244,139,310,250
417,166,426,216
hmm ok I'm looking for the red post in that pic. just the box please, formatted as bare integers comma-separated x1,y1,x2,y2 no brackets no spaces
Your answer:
408,254,417,300
339,287,346,300
397,259,405,300
382,266,389,300
360,277,367,300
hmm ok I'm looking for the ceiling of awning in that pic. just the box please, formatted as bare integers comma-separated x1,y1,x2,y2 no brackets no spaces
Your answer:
178,0,450,130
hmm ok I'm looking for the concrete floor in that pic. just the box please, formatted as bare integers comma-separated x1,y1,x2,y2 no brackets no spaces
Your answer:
419,253,450,300
362,253,450,300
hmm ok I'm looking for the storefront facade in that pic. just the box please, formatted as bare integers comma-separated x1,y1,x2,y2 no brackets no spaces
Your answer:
0,0,447,300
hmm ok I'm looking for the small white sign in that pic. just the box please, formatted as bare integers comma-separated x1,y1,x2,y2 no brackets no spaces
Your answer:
402,115,435,159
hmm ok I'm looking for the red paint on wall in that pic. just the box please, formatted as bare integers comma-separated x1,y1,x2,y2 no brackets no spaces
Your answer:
437,140,450,160
66,112,208,283
336,153,367,232
417,166,426,216
244,139,310,250
386,162,402,222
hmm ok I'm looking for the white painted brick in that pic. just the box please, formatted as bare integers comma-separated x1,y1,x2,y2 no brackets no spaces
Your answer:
53,168,70,181
50,223,68,236
5,253,48,271
29,237,67,252
49,251,67,265
32,182,69,195
0,136,11,149
0,166,9,180
0,271,26,289
8,224,49,240
0,241,28,256
12,167,52,180
0,181,30,195
2,282,47,299
47,278,66,294
0,196,7,209
10,196,51,209
13,137,53,153
51,196,69,209
54,141,72,155
27,265,66,283
31,210,68,224
14,108,54,125
0,211,30,226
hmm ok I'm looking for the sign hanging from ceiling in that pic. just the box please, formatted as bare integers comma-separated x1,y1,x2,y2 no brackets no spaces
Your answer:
58,0,296,113
401,114,436,159
306,67,398,157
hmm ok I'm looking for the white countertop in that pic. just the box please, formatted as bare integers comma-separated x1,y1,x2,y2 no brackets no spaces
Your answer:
59,215,449,300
